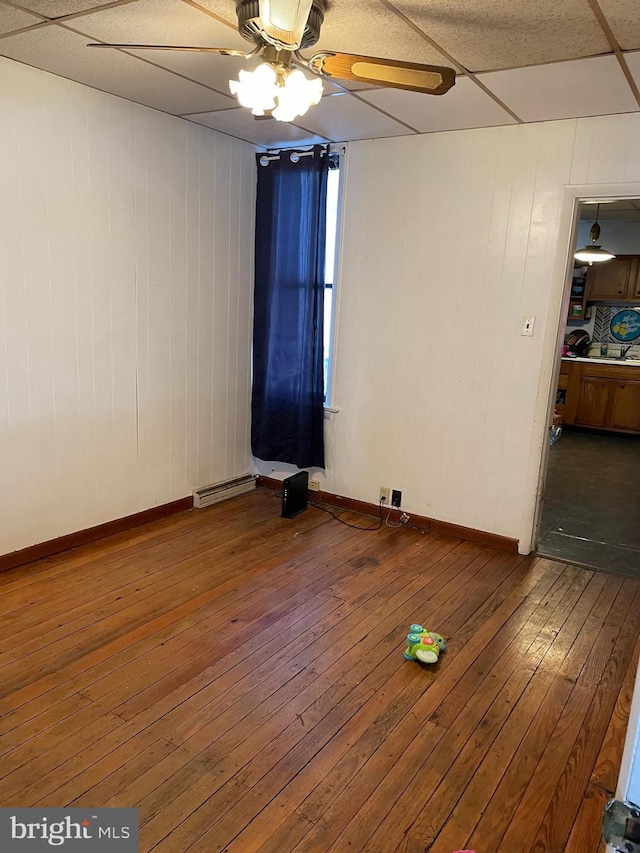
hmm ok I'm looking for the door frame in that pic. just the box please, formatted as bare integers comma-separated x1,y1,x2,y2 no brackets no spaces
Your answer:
527,181,640,555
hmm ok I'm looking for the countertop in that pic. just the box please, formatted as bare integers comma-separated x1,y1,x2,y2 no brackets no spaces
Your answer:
561,356,640,367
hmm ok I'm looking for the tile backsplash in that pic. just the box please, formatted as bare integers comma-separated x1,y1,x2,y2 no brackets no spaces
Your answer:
592,305,640,343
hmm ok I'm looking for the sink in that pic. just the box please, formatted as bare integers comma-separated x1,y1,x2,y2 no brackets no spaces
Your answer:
585,356,640,365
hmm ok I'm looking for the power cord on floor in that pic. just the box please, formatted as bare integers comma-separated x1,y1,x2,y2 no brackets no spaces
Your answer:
270,486,428,534
309,498,384,531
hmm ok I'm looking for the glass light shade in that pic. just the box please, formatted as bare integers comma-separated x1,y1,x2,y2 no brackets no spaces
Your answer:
229,63,278,115
574,245,616,263
230,62,323,122
272,68,323,122
259,0,313,49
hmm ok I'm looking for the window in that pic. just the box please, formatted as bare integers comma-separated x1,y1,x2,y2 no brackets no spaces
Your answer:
323,161,341,404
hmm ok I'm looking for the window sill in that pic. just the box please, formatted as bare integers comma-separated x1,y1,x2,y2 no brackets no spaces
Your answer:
323,406,340,419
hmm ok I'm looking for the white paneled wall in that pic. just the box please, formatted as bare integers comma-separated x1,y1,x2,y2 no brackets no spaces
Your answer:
256,113,640,551
0,57,255,556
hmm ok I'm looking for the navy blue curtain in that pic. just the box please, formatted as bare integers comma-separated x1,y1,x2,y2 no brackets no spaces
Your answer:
251,145,328,469
251,146,329,468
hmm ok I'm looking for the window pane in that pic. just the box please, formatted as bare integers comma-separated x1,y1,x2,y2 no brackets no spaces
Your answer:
325,169,339,285
324,286,333,398
324,163,340,403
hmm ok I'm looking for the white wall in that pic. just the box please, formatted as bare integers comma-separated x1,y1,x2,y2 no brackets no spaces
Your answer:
0,58,255,556
256,113,640,551
618,666,640,807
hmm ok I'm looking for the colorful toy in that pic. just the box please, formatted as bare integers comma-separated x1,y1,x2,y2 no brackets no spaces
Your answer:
403,624,447,664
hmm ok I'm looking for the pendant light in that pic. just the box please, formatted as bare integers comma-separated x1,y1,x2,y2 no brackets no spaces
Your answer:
574,204,616,263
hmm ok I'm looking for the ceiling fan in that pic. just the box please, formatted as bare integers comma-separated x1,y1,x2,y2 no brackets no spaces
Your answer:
89,0,456,122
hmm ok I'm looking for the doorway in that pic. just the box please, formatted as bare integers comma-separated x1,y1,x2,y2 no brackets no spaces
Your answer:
536,198,640,576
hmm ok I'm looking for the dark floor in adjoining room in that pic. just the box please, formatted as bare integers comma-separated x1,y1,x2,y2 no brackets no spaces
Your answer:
537,428,640,576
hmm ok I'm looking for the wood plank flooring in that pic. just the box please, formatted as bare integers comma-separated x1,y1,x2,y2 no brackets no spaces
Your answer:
0,488,637,852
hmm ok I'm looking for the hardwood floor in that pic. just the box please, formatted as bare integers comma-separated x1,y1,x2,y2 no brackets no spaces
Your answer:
0,488,637,852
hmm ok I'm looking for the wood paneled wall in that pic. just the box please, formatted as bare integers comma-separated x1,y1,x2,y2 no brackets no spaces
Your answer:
0,58,255,556
255,114,640,552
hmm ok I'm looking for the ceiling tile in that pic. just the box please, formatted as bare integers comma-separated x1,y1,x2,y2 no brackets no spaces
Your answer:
295,92,415,142
308,0,450,67
0,24,231,112
479,55,639,123
598,0,640,51
75,0,246,47
0,2,44,34
391,0,611,72
360,75,516,133
183,106,330,147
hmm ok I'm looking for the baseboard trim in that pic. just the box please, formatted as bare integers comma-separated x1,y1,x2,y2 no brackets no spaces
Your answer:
257,476,518,553
0,497,193,573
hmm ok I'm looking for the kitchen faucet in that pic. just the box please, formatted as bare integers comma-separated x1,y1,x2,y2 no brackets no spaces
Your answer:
619,344,634,359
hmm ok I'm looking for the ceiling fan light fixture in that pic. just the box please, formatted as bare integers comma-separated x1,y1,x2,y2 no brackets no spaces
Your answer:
229,61,322,121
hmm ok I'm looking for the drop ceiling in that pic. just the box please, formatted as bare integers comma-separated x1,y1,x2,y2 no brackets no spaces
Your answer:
0,0,639,148
580,200,640,221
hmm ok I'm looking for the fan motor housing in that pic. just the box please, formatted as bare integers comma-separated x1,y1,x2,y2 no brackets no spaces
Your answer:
236,0,325,48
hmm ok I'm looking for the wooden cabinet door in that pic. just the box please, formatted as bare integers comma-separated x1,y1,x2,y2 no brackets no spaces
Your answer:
608,380,640,431
586,257,633,300
575,377,611,427
627,257,640,299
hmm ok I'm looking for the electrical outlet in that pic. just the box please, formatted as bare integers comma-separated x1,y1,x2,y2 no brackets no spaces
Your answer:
379,487,391,504
399,513,410,524
309,479,320,492
391,489,402,508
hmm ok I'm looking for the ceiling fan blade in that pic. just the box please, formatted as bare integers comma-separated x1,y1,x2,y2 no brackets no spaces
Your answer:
308,52,455,95
87,43,249,56
258,0,313,49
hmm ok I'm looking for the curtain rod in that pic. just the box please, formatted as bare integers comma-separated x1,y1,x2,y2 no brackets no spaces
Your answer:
258,145,342,166
259,150,316,165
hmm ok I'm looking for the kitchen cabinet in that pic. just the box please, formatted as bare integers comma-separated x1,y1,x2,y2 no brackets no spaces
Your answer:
609,380,640,431
586,255,640,302
574,376,610,427
563,360,640,434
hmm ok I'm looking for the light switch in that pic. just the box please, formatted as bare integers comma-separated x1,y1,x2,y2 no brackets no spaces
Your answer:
521,316,535,337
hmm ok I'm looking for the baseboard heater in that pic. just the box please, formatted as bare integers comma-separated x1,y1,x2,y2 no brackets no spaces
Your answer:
193,474,256,508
